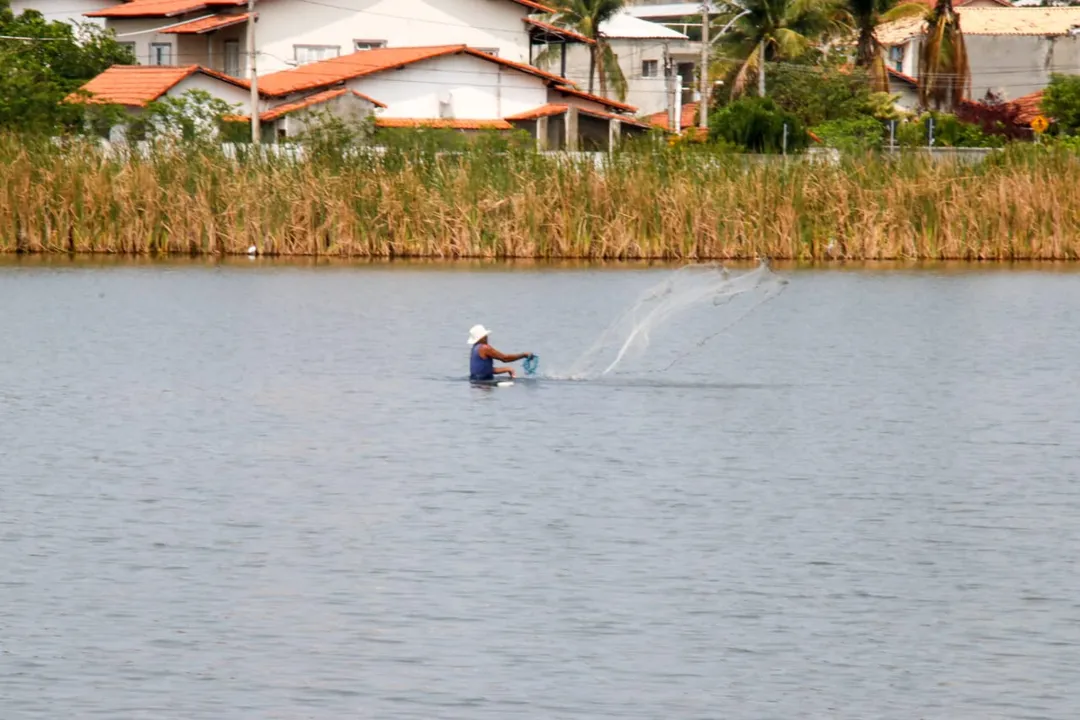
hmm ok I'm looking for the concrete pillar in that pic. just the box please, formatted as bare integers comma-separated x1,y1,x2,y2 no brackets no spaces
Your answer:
566,106,579,152
536,116,549,151
608,119,621,153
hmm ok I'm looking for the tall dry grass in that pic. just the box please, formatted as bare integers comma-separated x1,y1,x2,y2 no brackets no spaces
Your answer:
1,135,1078,260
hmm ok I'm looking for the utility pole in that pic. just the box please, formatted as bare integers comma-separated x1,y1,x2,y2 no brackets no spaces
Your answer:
698,1,709,129
664,42,676,134
247,0,260,144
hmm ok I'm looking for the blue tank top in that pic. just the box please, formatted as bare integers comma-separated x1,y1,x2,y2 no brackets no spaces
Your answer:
470,343,494,381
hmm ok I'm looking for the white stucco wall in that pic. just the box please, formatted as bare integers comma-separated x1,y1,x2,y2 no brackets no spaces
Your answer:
887,33,1080,104
966,35,1080,101
10,0,120,27
167,73,252,112
557,38,696,115
341,52,548,119
255,0,533,74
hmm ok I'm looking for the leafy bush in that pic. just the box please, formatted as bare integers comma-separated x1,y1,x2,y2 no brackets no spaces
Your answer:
0,6,134,133
709,97,807,153
810,117,886,153
1042,74,1080,134
892,113,1004,148
758,63,874,127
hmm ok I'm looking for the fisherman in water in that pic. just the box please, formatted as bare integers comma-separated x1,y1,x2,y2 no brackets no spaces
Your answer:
468,324,532,381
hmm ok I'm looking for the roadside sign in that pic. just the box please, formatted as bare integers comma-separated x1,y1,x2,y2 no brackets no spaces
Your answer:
1032,115,1049,134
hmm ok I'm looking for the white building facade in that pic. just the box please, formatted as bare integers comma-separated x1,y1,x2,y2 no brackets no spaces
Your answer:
88,0,555,75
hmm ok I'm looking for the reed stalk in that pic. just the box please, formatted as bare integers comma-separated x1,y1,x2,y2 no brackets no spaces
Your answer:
1,134,1078,260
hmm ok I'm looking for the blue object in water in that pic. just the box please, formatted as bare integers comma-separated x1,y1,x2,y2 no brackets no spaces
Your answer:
523,354,539,376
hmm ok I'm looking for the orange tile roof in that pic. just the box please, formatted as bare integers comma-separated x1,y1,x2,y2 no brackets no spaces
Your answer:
899,0,1011,7
376,118,514,130
262,88,385,121
506,103,649,128
160,11,249,33
90,0,550,16
576,106,650,129
523,17,595,44
647,102,699,131
513,0,556,12
887,67,918,86
66,64,249,106
879,7,1080,44
258,45,570,97
505,103,569,120
1010,90,1044,125
552,85,637,113
87,0,244,17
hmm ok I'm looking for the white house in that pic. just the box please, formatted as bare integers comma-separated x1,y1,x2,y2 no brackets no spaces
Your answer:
556,12,694,116
85,0,586,75
877,6,1080,102
252,44,648,148
68,64,254,139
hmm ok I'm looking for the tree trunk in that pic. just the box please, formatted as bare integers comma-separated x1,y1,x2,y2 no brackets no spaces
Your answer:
598,43,608,98
588,46,597,95
758,40,766,97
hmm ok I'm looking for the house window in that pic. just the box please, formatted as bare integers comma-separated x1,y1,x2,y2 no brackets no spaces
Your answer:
888,45,904,72
224,39,240,76
642,59,659,77
474,47,499,57
353,39,386,51
294,44,340,65
150,43,172,66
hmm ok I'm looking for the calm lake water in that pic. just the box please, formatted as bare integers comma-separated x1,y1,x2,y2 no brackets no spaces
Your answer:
2,259,1079,719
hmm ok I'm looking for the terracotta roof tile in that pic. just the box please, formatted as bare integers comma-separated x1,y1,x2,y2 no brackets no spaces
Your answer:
513,0,556,12
90,0,550,16
552,85,637,113
262,88,385,121
160,11,250,33
1010,90,1044,125
67,64,249,106
505,103,569,120
375,118,514,130
87,0,244,17
887,67,918,86
523,17,595,44
257,45,569,97
647,102,699,131
576,106,650,129
879,7,1080,44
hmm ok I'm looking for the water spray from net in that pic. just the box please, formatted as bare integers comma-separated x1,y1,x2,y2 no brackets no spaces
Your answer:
562,261,787,379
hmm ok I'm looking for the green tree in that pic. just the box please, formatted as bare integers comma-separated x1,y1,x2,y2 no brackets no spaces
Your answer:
1041,74,1080,134
720,0,842,98
544,0,627,100
758,62,873,126
709,96,807,152
918,0,969,110
847,0,924,91
136,90,239,145
0,3,134,133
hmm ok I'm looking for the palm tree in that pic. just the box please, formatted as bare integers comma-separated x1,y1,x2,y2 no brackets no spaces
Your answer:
848,0,925,92
543,0,628,100
918,0,969,110
721,0,841,99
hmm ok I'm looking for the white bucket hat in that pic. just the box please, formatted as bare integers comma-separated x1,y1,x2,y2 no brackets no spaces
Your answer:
467,324,491,345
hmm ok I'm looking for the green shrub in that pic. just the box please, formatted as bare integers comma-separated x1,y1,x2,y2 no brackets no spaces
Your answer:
1042,74,1080,134
810,117,886,153
709,97,807,153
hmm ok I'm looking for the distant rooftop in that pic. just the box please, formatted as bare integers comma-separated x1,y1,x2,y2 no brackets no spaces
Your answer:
601,12,689,39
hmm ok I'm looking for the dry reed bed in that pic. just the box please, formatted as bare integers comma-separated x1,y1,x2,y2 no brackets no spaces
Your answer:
1,137,1078,260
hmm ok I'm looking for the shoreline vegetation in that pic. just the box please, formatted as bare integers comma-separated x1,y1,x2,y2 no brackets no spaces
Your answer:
4,134,1080,261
